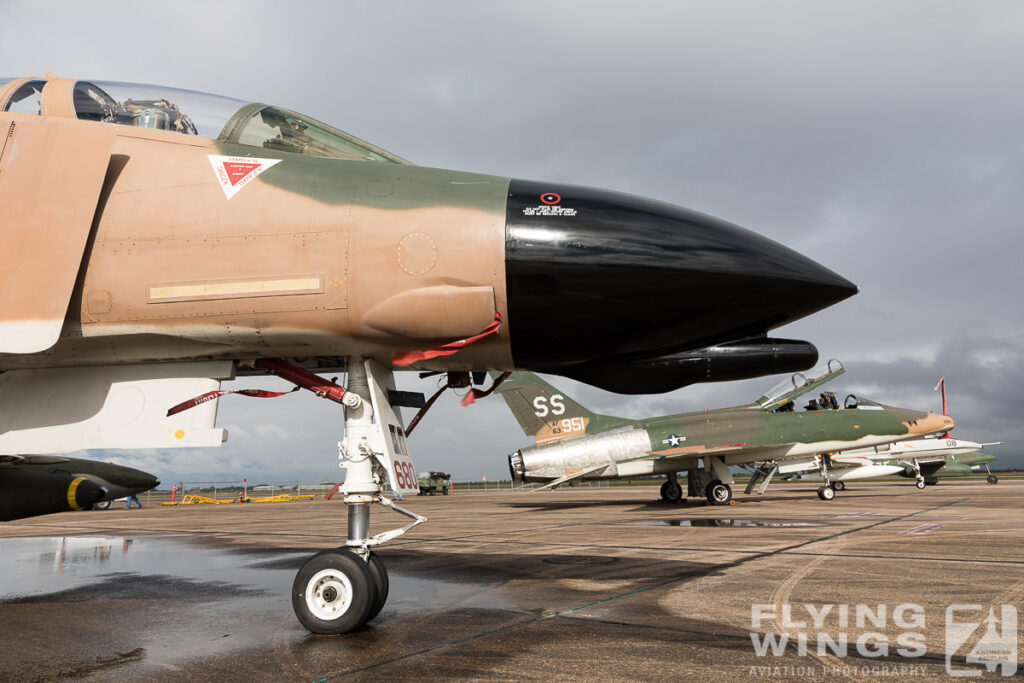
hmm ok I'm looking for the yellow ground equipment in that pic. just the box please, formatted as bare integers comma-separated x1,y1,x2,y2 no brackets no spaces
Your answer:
160,494,233,506
241,493,316,503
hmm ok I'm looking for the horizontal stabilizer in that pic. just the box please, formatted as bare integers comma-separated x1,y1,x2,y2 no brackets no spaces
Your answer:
0,361,233,454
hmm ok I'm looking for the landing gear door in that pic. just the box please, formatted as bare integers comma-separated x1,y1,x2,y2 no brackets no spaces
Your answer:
364,360,419,498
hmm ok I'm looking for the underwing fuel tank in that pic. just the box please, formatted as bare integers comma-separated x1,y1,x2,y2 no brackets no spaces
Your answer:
0,469,106,521
795,464,906,482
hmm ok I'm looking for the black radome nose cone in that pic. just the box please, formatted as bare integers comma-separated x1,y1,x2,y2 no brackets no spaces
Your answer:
505,180,856,368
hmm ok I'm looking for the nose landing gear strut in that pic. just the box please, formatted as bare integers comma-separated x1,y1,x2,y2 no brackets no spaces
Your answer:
289,358,425,634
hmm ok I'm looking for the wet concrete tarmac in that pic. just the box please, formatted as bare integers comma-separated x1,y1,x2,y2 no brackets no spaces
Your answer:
1,481,1021,681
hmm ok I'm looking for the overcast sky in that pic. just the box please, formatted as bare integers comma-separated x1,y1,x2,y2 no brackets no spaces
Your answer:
2,1,1021,483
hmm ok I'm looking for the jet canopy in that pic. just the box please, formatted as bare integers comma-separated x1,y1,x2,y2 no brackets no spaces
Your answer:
0,78,406,163
757,358,844,410
843,395,884,410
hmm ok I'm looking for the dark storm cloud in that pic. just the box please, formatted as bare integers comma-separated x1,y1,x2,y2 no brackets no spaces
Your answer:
2,1,1021,479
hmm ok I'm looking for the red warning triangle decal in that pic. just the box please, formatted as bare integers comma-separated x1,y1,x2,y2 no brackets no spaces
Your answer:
224,161,262,186
208,155,282,199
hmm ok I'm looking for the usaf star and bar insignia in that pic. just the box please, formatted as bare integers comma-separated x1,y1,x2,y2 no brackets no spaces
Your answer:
661,433,686,447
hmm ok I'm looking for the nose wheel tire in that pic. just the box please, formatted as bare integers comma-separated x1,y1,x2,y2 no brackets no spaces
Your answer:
292,549,377,634
705,480,732,505
915,478,926,490
987,474,999,484
660,480,683,503
365,551,390,622
817,485,835,500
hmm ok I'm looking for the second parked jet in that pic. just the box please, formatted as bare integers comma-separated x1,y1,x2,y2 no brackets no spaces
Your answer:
497,361,954,503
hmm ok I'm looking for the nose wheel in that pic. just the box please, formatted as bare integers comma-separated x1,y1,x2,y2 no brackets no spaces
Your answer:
292,549,378,634
705,480,733,505
365,551,390,622
815,454,837,500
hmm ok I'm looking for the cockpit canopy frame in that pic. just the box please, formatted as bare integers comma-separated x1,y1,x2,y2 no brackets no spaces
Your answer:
0,77,408,164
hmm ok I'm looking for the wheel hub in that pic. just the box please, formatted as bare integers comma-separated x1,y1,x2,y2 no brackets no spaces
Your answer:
307,569,353,620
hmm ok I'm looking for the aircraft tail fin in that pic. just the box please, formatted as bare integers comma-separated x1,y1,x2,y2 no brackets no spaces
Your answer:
492,372,627,444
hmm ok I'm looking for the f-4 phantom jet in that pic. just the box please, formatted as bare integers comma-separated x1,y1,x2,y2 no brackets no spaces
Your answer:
499,361,954,503
0,75,856,633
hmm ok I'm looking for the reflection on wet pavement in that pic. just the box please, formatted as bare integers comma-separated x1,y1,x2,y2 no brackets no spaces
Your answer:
0,535,515,679
0,536,283,602
624,518,822,527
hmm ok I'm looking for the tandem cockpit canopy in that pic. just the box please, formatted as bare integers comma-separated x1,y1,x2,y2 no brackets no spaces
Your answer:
0,77,407,163
758,358,845,411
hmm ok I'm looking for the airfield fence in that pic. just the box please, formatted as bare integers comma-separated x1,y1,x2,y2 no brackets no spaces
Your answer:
136,471,1021,505
139,477,621,504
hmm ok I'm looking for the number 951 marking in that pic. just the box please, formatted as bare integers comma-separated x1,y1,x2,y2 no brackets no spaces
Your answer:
558,417,585,433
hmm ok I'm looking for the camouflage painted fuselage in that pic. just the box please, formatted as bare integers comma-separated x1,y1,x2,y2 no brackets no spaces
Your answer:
0,76,856,396
516,403,951,482
497,371,953,483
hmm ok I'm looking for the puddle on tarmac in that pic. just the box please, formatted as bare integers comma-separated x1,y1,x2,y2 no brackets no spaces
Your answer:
0,535,514,674
0,535,510,607
624,519,822,528
0,536,297,601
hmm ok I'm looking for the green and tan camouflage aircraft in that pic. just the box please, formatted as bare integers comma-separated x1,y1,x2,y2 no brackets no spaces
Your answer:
497,361,954,503
0,75,857,634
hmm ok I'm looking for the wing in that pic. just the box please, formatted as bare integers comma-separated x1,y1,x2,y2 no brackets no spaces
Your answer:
530,464,607,492
0,361,232,455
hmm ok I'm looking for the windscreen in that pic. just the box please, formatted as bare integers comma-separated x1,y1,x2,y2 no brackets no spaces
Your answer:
233,105,404,163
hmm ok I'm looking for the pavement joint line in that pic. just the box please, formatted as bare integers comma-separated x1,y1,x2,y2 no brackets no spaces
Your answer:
538,585,654,619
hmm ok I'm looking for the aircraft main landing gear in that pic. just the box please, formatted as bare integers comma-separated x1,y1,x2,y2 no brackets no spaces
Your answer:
915,478,926,490
832,481,845,491
660,475,683,503
817,485,835,501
